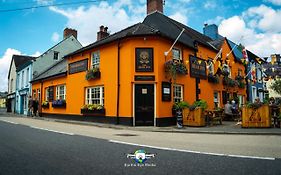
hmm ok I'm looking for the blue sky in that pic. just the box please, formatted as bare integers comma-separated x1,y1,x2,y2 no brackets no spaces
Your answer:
0,0,281,91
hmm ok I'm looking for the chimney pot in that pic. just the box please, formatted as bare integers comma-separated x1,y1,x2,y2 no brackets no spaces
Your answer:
63,28,77,39
147,0,163,15
100,25,104,31
97,26,109,41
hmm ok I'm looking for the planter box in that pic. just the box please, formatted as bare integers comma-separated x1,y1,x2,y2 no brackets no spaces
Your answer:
242,105,271,128
86,71,101,80
81,108,105,116
182,107,206,126
52,103,66,108
42,103,49,109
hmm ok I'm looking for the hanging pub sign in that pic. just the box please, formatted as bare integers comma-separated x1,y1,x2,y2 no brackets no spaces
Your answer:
135,48,153,72
162,82,171,102
189,55,207,79
69,59,88,74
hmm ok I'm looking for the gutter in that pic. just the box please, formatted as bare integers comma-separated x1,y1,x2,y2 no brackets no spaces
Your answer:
116,40,121,125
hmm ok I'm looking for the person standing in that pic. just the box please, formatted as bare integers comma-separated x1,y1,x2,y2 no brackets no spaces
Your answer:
27,96,33,116
32,98,38,117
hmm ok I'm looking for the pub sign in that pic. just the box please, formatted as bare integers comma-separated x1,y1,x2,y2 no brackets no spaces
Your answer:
135,48,153,72
189,55,207,79
69,59,88,74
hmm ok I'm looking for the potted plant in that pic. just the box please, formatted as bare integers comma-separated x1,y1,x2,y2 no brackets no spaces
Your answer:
52,99,66,108
207,74,219,84
235,75,245,88
81,104,105,115
172,101,189,128
184,100,208,127
41,100,49,108
165,60,188,81
85,67,101,80
223,77,237,87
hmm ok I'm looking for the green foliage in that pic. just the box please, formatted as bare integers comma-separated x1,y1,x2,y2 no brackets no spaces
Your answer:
246,101,263,109
86,67,100,80
81,104,104,110
173,101,189,111
270,79,281,95
165,60,188,81
189,100,208,111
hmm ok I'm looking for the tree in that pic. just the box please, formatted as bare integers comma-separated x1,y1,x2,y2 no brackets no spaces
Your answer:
270,78,281,95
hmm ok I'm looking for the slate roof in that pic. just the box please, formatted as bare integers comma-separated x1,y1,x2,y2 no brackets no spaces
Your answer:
208,37,225,50
66,12,217,58
13,55,36,69
31,59,67,82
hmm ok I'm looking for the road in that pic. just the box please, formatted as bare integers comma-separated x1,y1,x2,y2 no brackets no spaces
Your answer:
0,116,281,175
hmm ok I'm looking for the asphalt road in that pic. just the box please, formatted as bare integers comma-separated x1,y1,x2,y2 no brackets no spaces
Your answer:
0,121,280,175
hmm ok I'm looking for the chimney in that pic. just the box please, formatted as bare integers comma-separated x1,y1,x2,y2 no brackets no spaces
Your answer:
97,25,109,41
63,28,77,39
147,0,163,15
203,24,219,40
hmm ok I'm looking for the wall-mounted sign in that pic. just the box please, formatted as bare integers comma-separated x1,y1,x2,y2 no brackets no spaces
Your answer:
135,48,154,72
48,86,54,101
134,75,155,81
189,55,207,79
162,82,171,102
69,59,88,74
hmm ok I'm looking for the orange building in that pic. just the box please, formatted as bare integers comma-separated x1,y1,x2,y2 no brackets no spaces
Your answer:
31,0,246,126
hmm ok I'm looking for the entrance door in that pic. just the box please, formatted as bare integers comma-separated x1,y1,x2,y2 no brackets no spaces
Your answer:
135,84,154,126
20,96,24,114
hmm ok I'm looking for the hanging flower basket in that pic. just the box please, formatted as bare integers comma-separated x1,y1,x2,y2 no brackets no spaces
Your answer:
223,77,237,87
86,68,101,80
208,74,220,84
52,100,66,108
164,60,188,76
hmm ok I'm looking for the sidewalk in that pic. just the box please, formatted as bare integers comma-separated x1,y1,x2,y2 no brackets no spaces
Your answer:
1,110,281,135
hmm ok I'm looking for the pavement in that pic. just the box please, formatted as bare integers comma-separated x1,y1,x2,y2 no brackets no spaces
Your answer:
1,108,281,135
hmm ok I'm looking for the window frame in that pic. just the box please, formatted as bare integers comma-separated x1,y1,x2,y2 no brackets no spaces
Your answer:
172,48,182,61
53,51,59,61
214,91,220,108
56,85,66,100
173,84,183,103
85,86,104,105
91,51,100,68
45,87,49,101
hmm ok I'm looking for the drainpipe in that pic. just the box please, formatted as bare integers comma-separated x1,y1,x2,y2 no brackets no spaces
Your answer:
40,80,43,117
116,40,121,124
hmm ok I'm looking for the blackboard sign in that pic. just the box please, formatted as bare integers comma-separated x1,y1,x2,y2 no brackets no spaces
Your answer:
162,82,171,101
69,59,88,74
189,55,207,79
135,48,153,72
48,86,54,101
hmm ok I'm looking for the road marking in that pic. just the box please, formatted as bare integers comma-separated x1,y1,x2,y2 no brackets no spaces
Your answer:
109,140,275,161
0,119,19,125
29,126,74,136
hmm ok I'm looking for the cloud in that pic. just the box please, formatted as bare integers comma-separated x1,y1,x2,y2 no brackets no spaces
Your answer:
217,5,281,57
0,48,21,92
264,0,281,5
51,32,60,42
49,1,145,46
31,51,41,57
204,1,217,9
169,12,188,25
34,0,53,5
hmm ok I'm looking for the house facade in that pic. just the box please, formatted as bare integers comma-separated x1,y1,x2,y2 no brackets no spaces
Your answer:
31,0,246,126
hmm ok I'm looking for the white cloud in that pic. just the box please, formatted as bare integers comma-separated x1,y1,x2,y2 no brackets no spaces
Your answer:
205,16,224,25
204,1,216,9
217,5,281,57
49,1,145,46
169,12,188,25
51,32,60,42
31,51,41,57
265,0,281,5
0,48,21,92
35,0,53,5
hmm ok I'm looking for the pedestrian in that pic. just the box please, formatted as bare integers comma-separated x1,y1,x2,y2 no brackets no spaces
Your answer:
32,98,38,117
27,96,33,117
224,101,233,120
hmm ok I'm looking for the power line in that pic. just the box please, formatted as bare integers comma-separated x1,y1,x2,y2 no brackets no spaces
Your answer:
0,0,106,12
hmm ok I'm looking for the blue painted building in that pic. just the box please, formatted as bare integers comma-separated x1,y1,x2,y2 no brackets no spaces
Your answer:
15,56,36,115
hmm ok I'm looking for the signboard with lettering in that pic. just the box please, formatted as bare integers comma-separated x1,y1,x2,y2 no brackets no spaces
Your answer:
134,75,155,81
162,82,171,102
135,48,154,72
189,55,207,79
69,59,88,74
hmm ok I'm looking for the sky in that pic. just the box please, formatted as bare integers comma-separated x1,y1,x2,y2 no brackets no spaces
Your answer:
0,0,281,92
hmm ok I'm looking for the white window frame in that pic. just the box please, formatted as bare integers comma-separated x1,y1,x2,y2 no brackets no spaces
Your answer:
214,91,220,108
91,51,100,68
26,68,29,87
45,87,49,101
257,68,262,83
258,88,263,102
85,86,104,105
56,85,66,100
252,86,257,103
53,51,59,61
172,48,182,61
173,85,183,103
21,71,24,88
37,89,41,102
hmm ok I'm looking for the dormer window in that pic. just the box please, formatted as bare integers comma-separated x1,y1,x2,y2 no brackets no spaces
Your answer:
172,48,182,61
54,51,59,61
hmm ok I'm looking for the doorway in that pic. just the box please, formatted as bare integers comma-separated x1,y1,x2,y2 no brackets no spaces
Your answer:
134,84,154,126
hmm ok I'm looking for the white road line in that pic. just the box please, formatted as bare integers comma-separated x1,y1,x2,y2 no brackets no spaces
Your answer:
0,119,19,125
109,140,275,161
29,126,74,136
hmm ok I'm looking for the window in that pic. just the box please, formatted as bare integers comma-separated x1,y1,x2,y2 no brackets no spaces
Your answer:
172,48,181,61
54,51,59,61
33,90,36,99
85,86,104,105
257,68,262,83
238,95,244,107
21,71,24,88
258,88,263,102
252,86,257,103
56,85,66,100
238,69,242,76
91,51,100,68
37,89,41,102
214,91,220,108
45,87,49,101
26,68,29,86
173,85,183,103
23,95,27,110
